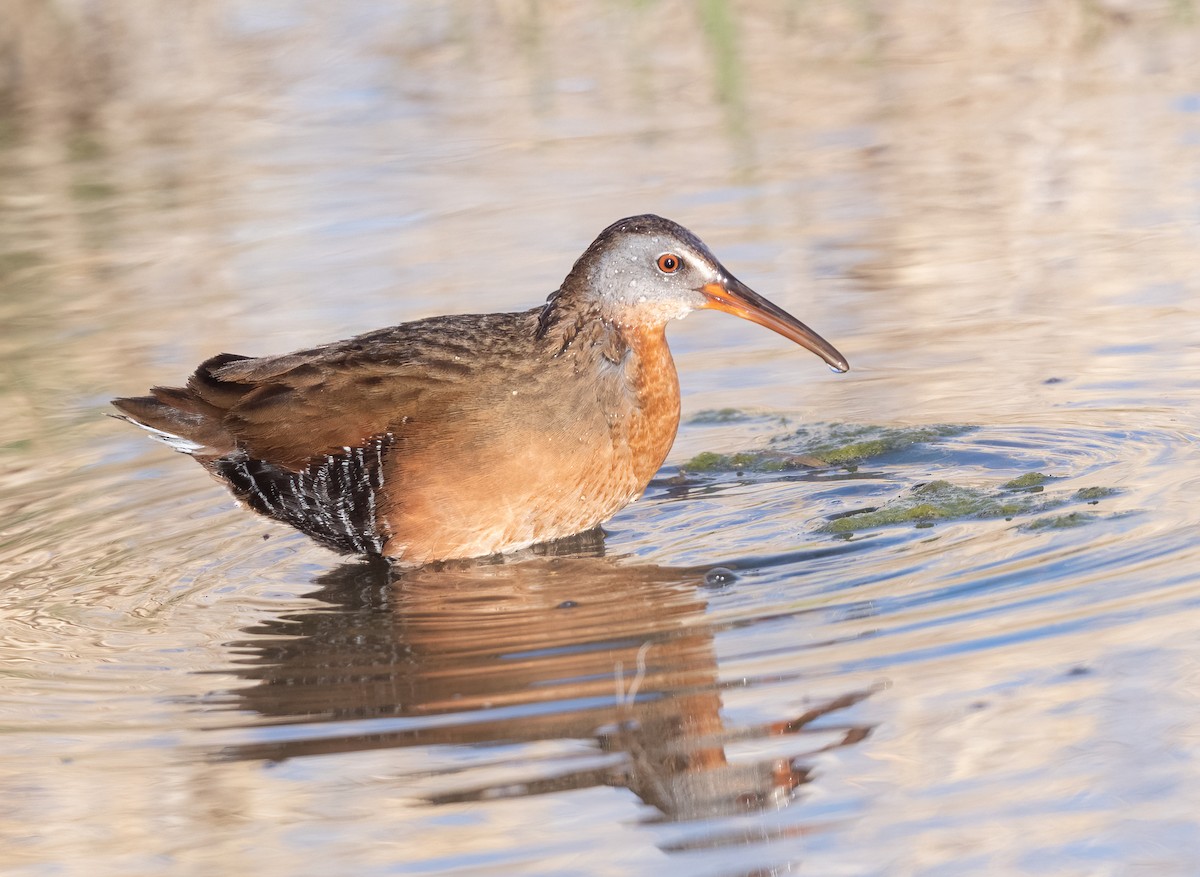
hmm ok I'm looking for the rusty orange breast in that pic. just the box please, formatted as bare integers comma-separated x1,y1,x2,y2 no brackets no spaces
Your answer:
621,323,682,487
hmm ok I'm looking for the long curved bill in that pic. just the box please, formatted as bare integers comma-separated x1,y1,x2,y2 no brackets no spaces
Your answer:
701,274,849,373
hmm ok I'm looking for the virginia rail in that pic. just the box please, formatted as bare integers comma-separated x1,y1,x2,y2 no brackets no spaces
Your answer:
113,215,848,563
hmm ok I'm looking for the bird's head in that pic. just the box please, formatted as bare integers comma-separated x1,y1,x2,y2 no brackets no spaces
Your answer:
560,214,849,372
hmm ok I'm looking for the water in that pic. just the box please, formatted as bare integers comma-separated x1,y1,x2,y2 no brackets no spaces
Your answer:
3,2,1200,874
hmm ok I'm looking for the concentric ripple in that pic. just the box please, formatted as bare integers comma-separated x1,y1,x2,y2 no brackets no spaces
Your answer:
151,418,1197,874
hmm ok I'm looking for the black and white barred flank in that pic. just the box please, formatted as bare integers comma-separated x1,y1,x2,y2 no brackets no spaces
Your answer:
216,434,394,555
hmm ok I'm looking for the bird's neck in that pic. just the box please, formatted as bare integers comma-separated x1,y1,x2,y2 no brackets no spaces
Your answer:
530,294,684,493
540,300,682,485
620,321,682,484
536,283,675,359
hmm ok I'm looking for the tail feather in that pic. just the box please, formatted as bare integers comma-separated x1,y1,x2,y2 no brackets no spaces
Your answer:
112,394,233,456
147,385,223,419
113,353,254,456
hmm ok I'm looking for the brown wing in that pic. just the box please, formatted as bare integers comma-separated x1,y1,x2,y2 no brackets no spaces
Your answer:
204,351,426,470
113,310,541,471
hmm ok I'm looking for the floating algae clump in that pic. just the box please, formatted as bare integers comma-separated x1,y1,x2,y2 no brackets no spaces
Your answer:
683,423,971,473
683,451,727,471
682,450,823,473
1023,512,1097,530
1003,472,1051,491
679,422,1122,534
821,480,1031,533
795,424,970,465
823,478,1122,534
1074,486,1118,501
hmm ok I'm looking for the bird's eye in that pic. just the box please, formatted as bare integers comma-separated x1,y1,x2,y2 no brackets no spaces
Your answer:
657,253,681,274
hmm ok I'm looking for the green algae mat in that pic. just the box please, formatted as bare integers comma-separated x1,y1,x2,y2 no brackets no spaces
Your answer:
678,421,1124,535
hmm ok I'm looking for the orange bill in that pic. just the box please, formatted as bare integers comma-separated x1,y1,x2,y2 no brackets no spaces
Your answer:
701,276,849,372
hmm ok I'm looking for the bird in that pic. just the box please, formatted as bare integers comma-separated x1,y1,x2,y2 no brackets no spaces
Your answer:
113,214,848,564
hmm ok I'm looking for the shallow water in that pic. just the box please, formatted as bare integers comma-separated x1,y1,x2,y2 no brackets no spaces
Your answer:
3,2,1200,874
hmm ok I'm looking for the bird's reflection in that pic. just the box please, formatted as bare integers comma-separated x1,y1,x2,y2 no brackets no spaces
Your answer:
219,538,875,821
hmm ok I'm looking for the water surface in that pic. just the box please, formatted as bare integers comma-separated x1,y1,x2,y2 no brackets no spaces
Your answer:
2,2,1200,875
